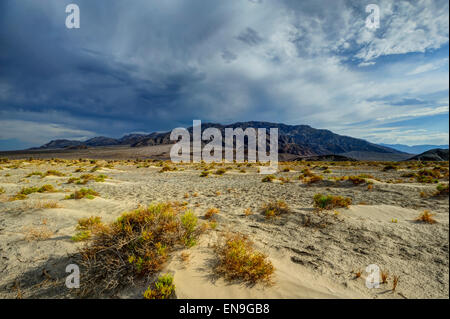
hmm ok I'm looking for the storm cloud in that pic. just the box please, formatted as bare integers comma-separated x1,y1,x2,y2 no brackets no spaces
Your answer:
0,0,448,150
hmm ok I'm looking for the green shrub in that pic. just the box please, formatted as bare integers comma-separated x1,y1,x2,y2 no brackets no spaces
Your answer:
214,233,274,284
261,200,290,218
313,194,352,210
76,202,201,296
65,188,99,200
143,274,175,299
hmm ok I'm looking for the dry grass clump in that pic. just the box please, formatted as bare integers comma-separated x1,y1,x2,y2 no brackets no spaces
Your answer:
24,200,61,209
302,174,323,184
43,170,65,177
434,183,449,196
338,175,368,185
244,208,254,216
261,174,276,182
214,168,226,175
313,193,352,210
214,233,274,284
205,207,220,219
415,210,436,224
382,164,397,171
65,188,99,200
300,168,314,177
0,187,4,195
68,174,108,184
76,203,202,296
380,270,388,284
26,171,43,178
200,170,210,177
159,165,177,173
23,225,53,242
261,200,290,218
143,273,175,299
392,275,399,291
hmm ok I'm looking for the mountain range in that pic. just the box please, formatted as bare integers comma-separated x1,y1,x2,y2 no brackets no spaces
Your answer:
31,121,416,161
380,143,449,155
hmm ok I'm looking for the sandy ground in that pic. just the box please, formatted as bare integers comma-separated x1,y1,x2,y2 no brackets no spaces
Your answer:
0,159,448,299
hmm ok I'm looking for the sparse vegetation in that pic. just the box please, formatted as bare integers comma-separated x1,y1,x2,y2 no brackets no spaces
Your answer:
214,233,274,284
415,210,436,224
261,200,290,218
65,188,99,200
313,194,352,210
26,171,43,178
205,207,220,219
23,225,53,242
43,170,65,177
435,183,449,196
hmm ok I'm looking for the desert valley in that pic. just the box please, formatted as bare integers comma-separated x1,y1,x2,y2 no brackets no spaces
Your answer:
0,146,448,299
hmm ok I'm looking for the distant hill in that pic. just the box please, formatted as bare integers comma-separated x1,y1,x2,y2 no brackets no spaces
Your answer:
32,121,407,161
380,143,449,154
405,148,449,161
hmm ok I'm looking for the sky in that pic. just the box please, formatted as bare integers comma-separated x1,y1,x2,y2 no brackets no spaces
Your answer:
0,0,448,151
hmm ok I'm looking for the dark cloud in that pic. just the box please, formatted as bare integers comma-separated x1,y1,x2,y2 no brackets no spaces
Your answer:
0,0,448,149
237,27,263,46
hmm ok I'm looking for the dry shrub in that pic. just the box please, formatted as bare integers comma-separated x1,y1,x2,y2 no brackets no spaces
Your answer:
76,202,201,297
347,176,367,185
214,168,226,175
381,270,388,284
392,275,399,291
180,252,190,262
302,174,323,184
65,188,99,200
23,225,53,241
261,200,290,218
24,200,61,209
382,164,397,171
205,207,220,219
415,210,436,224
244,208,254,216
43,170,65,177
313,194,351,210
214,233,274,284
434,183,449,196
261,175,276,182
